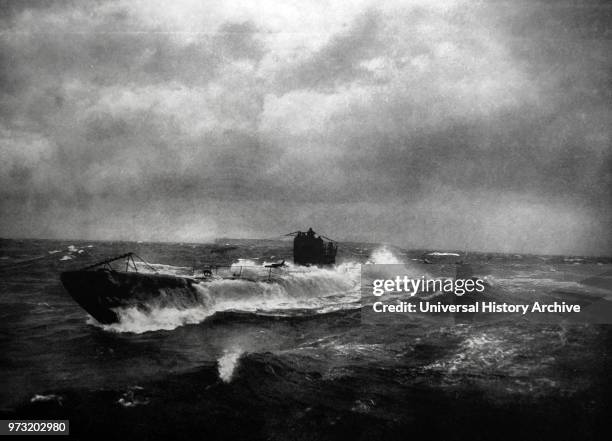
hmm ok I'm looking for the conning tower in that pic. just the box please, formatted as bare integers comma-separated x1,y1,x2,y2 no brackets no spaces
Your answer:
291,228,337,266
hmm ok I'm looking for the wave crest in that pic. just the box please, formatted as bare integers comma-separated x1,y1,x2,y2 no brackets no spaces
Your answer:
92,261,362,334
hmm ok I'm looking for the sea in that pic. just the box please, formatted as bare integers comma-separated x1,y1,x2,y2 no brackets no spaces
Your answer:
1,238,611,440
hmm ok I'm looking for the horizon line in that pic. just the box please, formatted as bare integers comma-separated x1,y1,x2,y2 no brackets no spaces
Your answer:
1,235,611,259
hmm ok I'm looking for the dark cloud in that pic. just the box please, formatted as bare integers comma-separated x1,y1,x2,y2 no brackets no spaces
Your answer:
0,0,70,21
276,10,383,92
0,0,610,255
216,21,266,62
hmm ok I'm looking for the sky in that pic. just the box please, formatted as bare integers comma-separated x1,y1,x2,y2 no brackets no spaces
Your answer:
0,0,610,255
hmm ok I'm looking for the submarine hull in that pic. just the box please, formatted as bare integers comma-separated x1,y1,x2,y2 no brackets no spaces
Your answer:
60,269,201,324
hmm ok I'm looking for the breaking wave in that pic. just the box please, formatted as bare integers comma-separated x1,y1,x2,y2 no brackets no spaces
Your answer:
366,246,404,264
218,347,244,382
92,247,406,334
93,262,361,334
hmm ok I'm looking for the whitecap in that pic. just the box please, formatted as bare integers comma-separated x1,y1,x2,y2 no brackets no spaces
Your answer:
30,394,63,404
218,348,244,383
366,246,404,264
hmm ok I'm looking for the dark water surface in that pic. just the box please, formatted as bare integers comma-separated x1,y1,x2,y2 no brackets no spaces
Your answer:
1,239,611,440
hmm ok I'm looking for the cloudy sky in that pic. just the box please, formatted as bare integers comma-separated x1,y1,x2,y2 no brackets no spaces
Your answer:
1,0,610,255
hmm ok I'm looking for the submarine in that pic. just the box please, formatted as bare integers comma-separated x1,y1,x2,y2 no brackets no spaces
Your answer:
61,229,337,324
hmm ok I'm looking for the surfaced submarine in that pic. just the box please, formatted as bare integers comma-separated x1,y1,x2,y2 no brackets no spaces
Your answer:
61,229,337,324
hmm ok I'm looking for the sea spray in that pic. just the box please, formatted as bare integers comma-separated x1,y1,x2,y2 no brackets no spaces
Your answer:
366,246,431,281
90,305,215,334
89,248,427,334
91,261,362,333
218,348,244,382
366,246,404,264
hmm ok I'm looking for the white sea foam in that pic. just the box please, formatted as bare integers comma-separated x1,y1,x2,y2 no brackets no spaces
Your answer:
92,247,412,334
423,331,519,377
30,394,63,404
366,246,404,264
91,305,215,333
139,262,193,275
90,259,355,332
117,386,149,407
217,348,244,382
365,246,429,282
95,261,361,334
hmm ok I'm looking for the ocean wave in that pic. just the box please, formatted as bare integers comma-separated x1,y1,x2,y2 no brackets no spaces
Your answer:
90,305,214,333
218,348,244,382
92,263,361,333
30,394,63,404
366,246,404,264
91,247,406,334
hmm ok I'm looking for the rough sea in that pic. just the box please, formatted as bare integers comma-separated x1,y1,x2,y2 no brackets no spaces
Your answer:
1,238,611,440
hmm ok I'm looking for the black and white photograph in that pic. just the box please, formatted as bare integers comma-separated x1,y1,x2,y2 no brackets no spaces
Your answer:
1,0,611,439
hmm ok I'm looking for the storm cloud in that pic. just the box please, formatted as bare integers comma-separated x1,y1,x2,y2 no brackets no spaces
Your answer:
1,0,610,255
